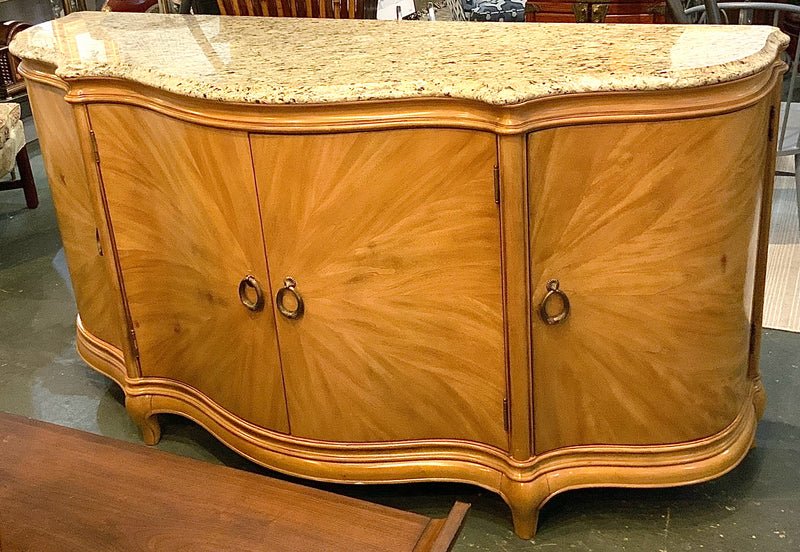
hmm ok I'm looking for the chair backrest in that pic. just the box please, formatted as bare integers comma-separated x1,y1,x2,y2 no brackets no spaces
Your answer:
216,0,377,18
684,1,800,26
0,20,31,99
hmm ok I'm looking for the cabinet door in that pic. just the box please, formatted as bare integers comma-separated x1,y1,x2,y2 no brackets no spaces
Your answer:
528,104,769,453
252,129,507,447
89,104,289,433
27,82,125,352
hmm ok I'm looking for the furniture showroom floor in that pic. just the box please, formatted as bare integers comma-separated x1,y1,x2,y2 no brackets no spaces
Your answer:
1,116,798,552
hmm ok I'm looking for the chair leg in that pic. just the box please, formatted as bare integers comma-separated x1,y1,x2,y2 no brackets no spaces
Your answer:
15,145,37,209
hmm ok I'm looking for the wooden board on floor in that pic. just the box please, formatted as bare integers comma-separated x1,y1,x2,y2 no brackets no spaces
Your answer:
0,412,468,552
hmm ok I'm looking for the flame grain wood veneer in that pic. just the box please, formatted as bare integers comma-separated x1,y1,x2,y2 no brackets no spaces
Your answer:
19,41,784,538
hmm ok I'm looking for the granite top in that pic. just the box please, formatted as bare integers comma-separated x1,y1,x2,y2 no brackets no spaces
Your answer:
10,11,789,106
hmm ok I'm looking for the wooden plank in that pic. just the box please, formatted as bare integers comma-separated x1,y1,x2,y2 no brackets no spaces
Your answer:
413,502,470,552
0,413,466,552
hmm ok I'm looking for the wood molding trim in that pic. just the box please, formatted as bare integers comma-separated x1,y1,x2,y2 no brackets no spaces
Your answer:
497,133,533,461
75,315,127,383
76,318,760,537
18,59,786,135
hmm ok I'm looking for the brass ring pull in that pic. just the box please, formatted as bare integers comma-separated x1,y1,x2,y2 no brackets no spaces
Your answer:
276,277,304,320
238,275,265,312
539,279,570,325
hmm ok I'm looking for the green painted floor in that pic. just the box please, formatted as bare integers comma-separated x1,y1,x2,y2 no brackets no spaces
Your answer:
1,136,799,551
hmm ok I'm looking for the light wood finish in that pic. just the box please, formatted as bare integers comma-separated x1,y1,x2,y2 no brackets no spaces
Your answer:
25,80,124,352
20,53,785,539
88,103,290,433
0,412,468,552
748,85,783,417
528,103,771,453
497,133,533,461
252,129,507,446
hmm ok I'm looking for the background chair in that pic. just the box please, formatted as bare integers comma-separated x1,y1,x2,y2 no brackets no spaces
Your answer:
215,0,377,18
0,102,37,209
0,20,31,99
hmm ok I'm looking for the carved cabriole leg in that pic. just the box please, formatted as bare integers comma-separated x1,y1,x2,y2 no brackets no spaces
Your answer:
499,476,550,539
125,394,161,445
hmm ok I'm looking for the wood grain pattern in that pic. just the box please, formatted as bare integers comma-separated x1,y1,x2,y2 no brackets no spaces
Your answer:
498,133,533,461
25,80,125,352
77,320,760,542
747,86,783,416
88,103,290,433
529,101,771,453
252,129,507,447
0,412,467,552
216,0,376,18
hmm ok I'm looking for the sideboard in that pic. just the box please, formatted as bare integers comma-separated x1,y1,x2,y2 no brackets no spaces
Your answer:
11,13,788,538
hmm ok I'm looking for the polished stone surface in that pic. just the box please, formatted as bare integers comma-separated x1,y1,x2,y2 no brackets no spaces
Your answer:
9,12,790,105
1,121,798,551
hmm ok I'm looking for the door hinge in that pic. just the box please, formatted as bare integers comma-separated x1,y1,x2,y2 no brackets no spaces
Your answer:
768,105,776,142
129,328,140,361
503,397,509,432
493,165,500,205
89,129,101,165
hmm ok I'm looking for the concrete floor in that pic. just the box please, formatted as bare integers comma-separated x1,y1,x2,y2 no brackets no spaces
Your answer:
1,126,799,551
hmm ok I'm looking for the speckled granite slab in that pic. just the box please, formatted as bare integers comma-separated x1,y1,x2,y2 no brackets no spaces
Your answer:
10,11,789,105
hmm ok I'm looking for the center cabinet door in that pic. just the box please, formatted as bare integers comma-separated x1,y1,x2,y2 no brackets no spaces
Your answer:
251,129,507,447
89,104,289,433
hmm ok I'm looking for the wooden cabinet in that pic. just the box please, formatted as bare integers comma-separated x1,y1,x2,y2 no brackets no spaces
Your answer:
17,19,785,539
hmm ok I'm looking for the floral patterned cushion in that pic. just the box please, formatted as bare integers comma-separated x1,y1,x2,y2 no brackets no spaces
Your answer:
0,119,25,176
